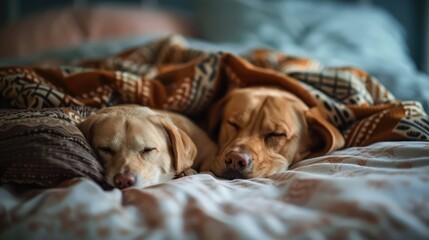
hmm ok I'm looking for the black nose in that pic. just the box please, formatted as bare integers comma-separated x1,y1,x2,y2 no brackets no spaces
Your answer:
225,151,252,171
114,172,136,189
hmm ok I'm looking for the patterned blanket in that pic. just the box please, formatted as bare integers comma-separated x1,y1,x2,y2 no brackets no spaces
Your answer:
1,35,428,150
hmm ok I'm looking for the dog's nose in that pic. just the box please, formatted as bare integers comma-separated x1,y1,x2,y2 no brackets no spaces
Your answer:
225,151,252,171
114,173,136,189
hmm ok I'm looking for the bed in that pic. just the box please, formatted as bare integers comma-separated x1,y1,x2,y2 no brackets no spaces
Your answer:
1,0,429,239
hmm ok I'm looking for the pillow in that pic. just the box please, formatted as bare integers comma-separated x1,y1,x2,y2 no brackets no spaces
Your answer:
195,0,411,68
195,0,429,111
0,6,194,58
0,107,106,188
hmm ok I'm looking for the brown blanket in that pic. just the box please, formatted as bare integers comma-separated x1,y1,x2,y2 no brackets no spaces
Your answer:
1,35,428,150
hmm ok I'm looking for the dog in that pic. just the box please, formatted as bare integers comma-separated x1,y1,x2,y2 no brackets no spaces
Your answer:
78,105,217,189
207,86,344,179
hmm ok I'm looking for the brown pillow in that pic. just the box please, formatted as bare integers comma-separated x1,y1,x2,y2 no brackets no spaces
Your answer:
0,107,106,188
0,6,194,58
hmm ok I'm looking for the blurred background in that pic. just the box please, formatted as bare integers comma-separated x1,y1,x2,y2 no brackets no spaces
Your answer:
0,0,429,72
0,0,426,70
0,0,428,110
0,0,426,71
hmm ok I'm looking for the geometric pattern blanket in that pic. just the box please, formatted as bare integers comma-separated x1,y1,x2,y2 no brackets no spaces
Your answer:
1,35,428,150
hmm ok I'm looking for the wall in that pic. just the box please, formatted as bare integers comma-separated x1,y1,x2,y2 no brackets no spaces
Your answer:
1,0,427,73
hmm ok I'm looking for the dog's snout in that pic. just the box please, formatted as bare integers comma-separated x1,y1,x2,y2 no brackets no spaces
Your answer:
114,172,136,189
225,151,252,171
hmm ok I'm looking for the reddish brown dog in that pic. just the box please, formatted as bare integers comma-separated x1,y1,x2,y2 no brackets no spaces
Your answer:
208,87,344,179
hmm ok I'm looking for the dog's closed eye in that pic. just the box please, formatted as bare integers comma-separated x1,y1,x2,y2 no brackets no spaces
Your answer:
227,120,241,130
98,147,116,155
140,147,156,156
265,131,287,138
264,131,287,148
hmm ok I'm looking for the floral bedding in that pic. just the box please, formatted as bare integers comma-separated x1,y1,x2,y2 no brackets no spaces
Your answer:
1,141,429,240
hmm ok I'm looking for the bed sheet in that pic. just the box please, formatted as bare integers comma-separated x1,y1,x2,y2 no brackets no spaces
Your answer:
1,141,428,240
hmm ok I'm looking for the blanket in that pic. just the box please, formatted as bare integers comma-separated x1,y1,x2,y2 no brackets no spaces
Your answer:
1,35,428,150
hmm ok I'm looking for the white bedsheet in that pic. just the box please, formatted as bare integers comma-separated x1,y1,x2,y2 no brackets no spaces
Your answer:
1,141,428,240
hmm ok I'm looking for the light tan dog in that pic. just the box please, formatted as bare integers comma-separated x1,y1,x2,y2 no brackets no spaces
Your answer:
78,105,217,189
208,87,344,179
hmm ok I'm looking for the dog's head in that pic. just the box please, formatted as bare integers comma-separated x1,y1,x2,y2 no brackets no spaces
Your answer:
208,87,343,179
78,105,196,189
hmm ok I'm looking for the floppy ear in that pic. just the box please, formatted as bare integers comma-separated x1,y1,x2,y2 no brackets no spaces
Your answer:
208,96,230,140
77,115,100,145
160,118,197,174
305,107,345,158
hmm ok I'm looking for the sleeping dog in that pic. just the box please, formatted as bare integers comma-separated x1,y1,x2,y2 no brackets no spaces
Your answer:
78,105,217,189
208,87,344,179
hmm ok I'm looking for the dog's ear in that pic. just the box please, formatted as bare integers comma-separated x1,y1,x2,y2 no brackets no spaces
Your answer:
305,107,345,158
77,114,100,145
160,118,197,174
208,96,230,140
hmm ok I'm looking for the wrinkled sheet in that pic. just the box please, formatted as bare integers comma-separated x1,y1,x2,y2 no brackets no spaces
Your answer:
1,141,428,240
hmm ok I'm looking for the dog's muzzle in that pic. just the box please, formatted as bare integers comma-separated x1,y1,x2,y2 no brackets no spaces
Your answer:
222,151,252,179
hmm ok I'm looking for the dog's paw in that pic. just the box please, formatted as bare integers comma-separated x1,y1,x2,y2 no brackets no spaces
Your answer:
183,168,198,176
176,168,198,178
199,171,216,177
